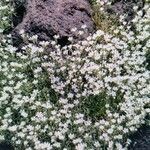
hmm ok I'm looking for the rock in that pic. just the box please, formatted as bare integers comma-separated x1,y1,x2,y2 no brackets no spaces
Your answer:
12,0,95,47
106,0,144,22
128,124,150,150
0,142,14,150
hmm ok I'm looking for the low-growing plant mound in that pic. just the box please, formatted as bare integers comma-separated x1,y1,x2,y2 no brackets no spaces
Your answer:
0,0,150,150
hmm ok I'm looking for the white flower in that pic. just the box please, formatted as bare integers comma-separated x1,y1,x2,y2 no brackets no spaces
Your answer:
20,110,28,118
94,141,100,147
78,31,84,35
54,35,60,39
53,142,61,148
0,135,4,140
8,125,17,132
67,93,74,98
71,27,77,32
115,142,124,150
29,35,38,42
75,143,85,150
19,29,25,34
68,134,75,139
68,37,73,41
81,24,87,29
107,128,113,134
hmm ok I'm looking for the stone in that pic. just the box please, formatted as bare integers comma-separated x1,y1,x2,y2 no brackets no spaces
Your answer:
12,0,95,47
128,125,150,150
0,142,14,150
106,0,145,22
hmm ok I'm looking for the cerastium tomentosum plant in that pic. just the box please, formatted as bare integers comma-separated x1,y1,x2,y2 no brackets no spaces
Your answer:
0,0,150,150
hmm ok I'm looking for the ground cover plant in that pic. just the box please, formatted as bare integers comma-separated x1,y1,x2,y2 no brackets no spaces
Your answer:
0,0,150,149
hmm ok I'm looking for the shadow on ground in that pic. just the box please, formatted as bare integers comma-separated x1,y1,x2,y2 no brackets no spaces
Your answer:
128,125,150,150
0,142,14,150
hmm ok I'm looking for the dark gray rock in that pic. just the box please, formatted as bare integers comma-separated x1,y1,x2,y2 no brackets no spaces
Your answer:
106,0,145,22
0,142,14,150
12,0,95,47
128,125,150,150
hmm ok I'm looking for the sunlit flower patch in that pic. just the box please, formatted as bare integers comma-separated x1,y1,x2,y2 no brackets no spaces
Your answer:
0,0,150,149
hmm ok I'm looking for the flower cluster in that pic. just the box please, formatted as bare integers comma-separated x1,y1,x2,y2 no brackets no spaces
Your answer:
0,0,13,32
0,0,150,150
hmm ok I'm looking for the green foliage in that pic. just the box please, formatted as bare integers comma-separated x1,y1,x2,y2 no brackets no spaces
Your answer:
0,0,150,149
91,4,120,33
81,90,124,120
146,50,150,70
0,1,13,32
89,0,97,5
